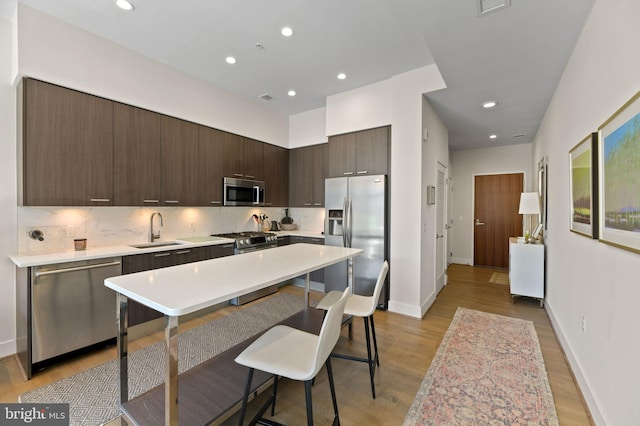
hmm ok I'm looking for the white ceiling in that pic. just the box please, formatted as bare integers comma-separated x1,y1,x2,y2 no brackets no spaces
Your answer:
3,0,594,150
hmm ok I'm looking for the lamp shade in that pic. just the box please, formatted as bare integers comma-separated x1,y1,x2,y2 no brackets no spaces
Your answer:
519,192,540,215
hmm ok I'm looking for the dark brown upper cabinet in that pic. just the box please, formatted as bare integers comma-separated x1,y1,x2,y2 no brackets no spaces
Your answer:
19,78,114,206
198,125,225,207
328,126,389,178
263,143,289,207
113,103,163,206
161,116,199,206
289,143,327,207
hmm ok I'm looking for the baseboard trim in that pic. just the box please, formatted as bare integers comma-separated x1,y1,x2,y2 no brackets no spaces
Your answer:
545,301,604,425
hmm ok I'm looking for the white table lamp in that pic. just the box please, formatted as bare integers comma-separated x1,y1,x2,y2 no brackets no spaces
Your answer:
519,192,540,242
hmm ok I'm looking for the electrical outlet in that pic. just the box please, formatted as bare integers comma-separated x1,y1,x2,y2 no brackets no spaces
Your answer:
581,315,587,334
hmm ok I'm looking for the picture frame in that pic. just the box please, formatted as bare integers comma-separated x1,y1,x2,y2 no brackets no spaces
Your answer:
598,90,640,253
532,223,543,240
569,133,598,238
538,156,548,230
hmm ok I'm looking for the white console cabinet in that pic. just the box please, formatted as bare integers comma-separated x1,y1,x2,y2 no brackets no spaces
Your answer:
509,237,545,307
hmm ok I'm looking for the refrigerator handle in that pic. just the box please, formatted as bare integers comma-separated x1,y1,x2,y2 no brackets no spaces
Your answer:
346,197,353,248
342,197,348,247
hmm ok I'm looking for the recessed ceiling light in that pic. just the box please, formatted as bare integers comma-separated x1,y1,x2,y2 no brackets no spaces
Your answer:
225,56,237,65
490,134,497,139
281,27,294,37
288,90,296,97
115,0,135,11
482,100,498,109
337,73,347,80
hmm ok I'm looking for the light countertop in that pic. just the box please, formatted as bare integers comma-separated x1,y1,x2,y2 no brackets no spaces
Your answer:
9,231,324,268
105,244,360,317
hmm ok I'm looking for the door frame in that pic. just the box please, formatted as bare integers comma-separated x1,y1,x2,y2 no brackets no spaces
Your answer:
471,171,528,266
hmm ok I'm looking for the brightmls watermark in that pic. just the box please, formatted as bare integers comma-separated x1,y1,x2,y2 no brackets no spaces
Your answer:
0,404,69,425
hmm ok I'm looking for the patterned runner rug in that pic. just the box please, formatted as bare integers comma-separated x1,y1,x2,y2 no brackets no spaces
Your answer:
404,308,559,425
19,293,306,426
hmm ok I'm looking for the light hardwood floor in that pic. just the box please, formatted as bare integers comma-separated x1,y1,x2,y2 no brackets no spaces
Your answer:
0,264,592,425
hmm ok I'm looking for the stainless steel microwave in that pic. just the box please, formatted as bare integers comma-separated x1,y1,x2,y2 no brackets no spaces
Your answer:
223,177,265,206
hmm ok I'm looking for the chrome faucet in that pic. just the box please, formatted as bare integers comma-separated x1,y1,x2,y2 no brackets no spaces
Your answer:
150,211,163,242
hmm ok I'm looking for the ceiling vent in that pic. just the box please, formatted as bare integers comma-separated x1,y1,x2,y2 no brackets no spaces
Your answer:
259,93,272,101
476,0,510,17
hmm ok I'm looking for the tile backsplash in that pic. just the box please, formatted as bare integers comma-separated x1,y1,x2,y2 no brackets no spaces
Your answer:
17,206,324,254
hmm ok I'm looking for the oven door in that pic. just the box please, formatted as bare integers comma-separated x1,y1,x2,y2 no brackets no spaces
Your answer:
224,177,265,206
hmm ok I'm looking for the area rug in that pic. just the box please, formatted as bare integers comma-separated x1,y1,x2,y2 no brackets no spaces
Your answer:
489,272,510,285
19,293,306,426
404,308,559,425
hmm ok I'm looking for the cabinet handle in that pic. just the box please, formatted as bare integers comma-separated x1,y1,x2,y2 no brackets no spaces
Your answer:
343,172,354,176
245,175,255,179
143,199,160,203
165,200,179,204
304,203,312,206
233,173,244,177
356,170,368,174
313,203,322,206
154,252,171,257
210,201,222,205
222,244,234,249
176,250,191,255
90,198,110,202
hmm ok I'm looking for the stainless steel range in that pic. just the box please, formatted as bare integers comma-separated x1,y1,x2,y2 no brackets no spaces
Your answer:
211,231,278,254
210,231,279,305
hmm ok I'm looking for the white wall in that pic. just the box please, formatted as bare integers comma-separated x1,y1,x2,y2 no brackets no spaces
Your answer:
289,107,327,148
0,15,18,357
420,97,449,313
532,0,640,423
449,144,533,265
15,5,289,147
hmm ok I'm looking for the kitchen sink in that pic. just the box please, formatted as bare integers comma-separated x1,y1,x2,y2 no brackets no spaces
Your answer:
129,241,184,249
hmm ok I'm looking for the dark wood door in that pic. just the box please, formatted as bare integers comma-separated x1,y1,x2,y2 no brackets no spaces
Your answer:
243,138,264,180
113,103,162,206
356,126,389,176
328,132,356,177
474,173,523,268
312,144,328,206
263,143,289,207
161,116,199,205
220,132,245,178
21,79,114,206
198,126,224,206
289,146,315,207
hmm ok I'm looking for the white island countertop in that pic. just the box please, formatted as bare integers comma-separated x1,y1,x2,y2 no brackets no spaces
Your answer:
105,243,361,317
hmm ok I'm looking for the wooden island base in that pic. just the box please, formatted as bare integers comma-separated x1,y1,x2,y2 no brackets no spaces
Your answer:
122,308,325,425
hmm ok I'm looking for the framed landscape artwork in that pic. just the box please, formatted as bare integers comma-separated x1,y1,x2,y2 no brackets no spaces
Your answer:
569,133,598,238
598,90,640,253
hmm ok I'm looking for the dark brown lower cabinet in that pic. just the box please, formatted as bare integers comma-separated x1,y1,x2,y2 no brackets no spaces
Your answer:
283,236,325,282
123,245,233,326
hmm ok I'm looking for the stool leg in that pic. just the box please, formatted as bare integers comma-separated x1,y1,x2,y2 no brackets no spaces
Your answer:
238,368,254,426
363,317,376,399
271,375,279,416
370,314,380,367
304,380,314,426
326,358,340,423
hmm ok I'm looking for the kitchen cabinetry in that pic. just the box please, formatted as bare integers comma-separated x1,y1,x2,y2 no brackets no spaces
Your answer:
113,103,163,206
264,143,289,207
220,133,264,180
19,78,114,206
328,126,389,178
123,245,231,326
162,117,200,206
289,144,327,207
198,126,225,206
509,238,545,307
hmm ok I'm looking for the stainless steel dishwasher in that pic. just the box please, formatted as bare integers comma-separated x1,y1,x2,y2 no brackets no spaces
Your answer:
30,257,122,364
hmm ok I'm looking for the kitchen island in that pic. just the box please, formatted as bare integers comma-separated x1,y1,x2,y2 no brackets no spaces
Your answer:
104,243,362,426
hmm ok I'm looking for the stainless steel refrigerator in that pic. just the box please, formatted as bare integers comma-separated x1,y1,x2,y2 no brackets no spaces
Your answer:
324,174,389,308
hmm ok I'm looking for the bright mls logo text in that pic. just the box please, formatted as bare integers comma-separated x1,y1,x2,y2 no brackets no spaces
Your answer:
1,404,69,425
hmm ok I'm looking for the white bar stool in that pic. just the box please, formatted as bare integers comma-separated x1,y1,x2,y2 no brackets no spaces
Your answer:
315,261,389,399
235,288,349,426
